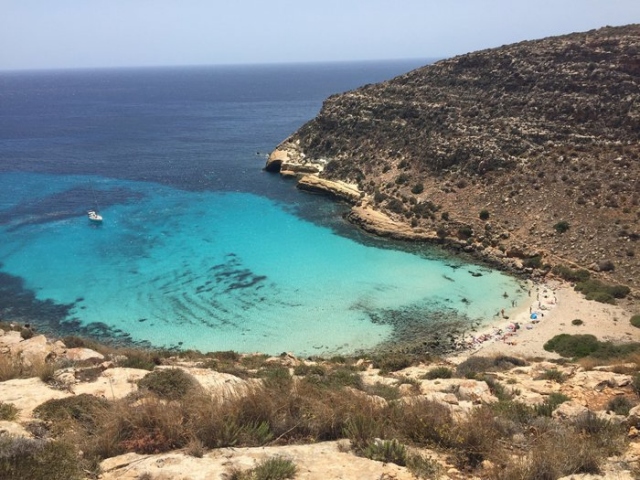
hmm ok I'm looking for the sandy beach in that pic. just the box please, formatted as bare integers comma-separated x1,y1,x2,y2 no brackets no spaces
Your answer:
450,279,640,361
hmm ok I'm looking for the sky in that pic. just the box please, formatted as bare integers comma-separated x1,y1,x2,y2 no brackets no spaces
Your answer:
1,0,639,71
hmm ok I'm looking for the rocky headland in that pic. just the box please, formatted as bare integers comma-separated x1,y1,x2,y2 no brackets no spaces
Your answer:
266,24,640,291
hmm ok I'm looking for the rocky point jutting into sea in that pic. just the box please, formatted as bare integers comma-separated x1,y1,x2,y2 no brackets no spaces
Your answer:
266,24,640,291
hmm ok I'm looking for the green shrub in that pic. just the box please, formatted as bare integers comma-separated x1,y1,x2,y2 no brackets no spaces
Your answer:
552,265,591,282
0,402,18,421
387,397,453,446
364,382,401,401
538,369,566,383
0,437,82,480
406,453,441,479
33,394,110,434
363,439,407,466
575,279,631,304
481,375,513,401
585,291,616,304
293,364,326,377
138,368,198,400
608,285,630,298
457,226,473,239
386,198,405,214
411,183,424,194
256,365,292,389
117,350,160,370
449,407,501,468
456,355,526,378
491,400,537,425
543,334,601,358
395,173,410,185
554,220,570,233
239,354,270,369
344,414,385,452
523,255,543,269
590,341,640,359
422,366,453,380
572,319,584,326
372,353,413,374
571,411,627,456
303,367,363,390
373,190,387,203
606,396,633,416
209,350,239,361
499,429,604,479
534,392,571,417
479,209,490,220
631,315,640,328
252,457,297,480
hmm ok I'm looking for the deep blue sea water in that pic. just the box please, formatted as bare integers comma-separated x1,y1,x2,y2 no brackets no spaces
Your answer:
0,61,526,355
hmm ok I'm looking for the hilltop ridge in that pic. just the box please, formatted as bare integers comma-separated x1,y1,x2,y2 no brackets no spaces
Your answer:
267,24,640,290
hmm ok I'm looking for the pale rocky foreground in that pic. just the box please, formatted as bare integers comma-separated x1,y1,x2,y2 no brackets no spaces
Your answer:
1,329,640,479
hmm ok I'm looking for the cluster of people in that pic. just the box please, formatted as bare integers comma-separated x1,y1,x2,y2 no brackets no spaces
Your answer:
464,321,521,349
458,282,561,353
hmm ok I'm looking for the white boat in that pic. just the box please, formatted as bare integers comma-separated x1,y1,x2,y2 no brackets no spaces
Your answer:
87,210,103,223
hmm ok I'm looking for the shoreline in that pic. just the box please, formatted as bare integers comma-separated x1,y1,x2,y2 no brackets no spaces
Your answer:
263,160,640,361
447,278,640,361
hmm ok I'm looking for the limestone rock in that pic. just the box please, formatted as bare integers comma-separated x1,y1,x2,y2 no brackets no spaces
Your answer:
63,347,105,363
72,367,148,399
10,335,57,367
552,401,589,420
0,378,71,419
0,421,31,438
100,442,417,480
296,175,361,203
155,366,257,399
568,370,631,390
457,379,497,404
0,330,23,348
627,404,640,425
346,204,435,241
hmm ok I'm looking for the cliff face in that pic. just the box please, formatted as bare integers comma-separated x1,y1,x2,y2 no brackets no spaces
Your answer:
270,24,640,286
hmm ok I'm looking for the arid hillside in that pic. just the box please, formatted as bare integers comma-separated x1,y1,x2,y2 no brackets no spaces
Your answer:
268,25,640,288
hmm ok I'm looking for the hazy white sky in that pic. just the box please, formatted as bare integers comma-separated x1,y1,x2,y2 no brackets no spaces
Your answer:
2,0,639,71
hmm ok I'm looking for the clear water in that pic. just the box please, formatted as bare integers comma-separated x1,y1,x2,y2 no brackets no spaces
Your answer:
0,62,525,356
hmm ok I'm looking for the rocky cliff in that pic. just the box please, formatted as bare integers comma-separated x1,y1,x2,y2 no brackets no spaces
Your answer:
268,25,640,287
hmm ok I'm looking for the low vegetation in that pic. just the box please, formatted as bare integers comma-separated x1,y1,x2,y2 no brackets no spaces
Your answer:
551,265,631,304
0,402,18,421
137,368,199,400
1,324,639,479
0,437,83,480
544,333,640,359
229,456,297,480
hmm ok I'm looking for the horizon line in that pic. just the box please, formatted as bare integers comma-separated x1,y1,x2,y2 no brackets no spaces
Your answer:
0,57,440,74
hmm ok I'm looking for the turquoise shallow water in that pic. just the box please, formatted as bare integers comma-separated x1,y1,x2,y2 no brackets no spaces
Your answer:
0,63,527,355
0,172,525,356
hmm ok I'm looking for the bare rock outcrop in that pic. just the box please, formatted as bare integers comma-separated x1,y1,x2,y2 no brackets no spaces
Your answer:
296,175,361,203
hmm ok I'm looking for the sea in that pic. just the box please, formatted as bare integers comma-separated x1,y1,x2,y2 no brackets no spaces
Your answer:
0,61,526,356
